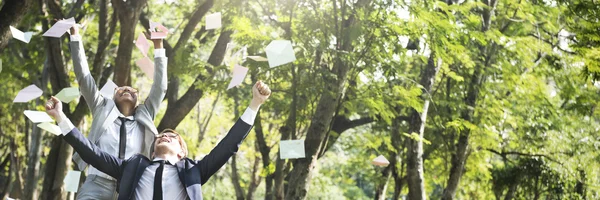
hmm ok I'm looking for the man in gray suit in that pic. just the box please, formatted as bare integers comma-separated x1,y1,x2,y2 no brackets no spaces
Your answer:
68,24,167,199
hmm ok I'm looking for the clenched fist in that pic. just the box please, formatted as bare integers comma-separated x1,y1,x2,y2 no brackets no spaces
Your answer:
249,81,271,111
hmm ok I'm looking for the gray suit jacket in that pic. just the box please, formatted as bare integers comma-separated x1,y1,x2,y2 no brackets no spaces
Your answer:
69,40,167,171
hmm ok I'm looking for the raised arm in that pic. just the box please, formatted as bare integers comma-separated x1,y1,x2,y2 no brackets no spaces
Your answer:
45,97,122,178
143,35,167,118
69,25,105,112
196,81,271,184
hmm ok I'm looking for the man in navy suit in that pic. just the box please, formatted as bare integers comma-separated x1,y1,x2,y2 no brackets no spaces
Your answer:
45,81,271,200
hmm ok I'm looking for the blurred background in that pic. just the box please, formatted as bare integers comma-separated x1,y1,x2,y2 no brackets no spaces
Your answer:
0,0,599,199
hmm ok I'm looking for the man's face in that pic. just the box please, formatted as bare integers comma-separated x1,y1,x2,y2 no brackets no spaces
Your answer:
154,132,183,158
113,86,138,107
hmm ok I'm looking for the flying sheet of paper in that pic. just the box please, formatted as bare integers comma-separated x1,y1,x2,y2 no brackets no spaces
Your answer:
205,12,222,30
64,170,82,193
37,122,62,135
372,155,390,167
55,87,80,103
0,59,2,74
150,24,168,39
42,17,76,38
247,56,268,62
135,33,150,57
136,57,155,78
24,110,54,123
227,65,249,90
150,20,159,30
279,140,306,159
265,40,296,68
100,79,118,99
13,84,43,103
10,26,34,43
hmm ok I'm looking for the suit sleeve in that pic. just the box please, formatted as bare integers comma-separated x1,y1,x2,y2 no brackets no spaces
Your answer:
195,119,253,185
62,128,123,179
143,50,168,118
69,37,105,113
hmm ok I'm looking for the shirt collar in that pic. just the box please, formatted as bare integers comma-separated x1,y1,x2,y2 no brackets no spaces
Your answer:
118,113,135,120
153,156,180,165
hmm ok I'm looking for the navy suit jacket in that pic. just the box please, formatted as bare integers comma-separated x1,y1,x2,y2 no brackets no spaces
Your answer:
62,119,253,200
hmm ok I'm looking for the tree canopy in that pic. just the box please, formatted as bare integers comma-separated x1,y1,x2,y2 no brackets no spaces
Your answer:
0,0,599,199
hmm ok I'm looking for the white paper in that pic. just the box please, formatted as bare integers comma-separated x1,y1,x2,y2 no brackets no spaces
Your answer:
136,57,155,78
206,12,222,30
37,122,62,135
42,17,76,38
55,87,80,103
265,40,296,68
13,84,43,103
0,59,2,74
64,170,82,192
135,33,150,57
24,110,54,123
279,140,305,159
10,26,34,43
372,155,390,167
150,24,169,39
247,56,268,62
100,79,118,99
227,65,249,89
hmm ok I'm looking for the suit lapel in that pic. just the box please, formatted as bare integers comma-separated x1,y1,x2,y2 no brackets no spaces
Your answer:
176,160,186,186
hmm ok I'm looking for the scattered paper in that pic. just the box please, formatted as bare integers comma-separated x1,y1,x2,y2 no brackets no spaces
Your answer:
24,110,54,123
64,170,82,192
247,56,268,62
100,79,118,99
279,140,306,159
37,122,62,135
136,57,155,78
0,59,2,74
135,33,150,57
13,84,43,103
206,12,222,30
150,24,168,39
42,17,76,38
372,155,390,167
227,65,249,90
55,87,80,103
149,20,159,30
265,40,296,68
10,26,34,43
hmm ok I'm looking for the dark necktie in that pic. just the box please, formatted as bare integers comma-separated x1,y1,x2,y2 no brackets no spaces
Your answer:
118,117,130,159
154,160,166,200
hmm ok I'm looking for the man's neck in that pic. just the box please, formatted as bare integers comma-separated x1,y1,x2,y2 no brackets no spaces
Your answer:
117,105,135,116
154,154,180,164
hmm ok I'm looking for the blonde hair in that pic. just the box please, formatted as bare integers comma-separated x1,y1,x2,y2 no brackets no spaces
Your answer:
159,129,188,158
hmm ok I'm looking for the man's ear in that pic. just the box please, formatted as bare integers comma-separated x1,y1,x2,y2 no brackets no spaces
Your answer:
177,151,185,159
151,152,155,159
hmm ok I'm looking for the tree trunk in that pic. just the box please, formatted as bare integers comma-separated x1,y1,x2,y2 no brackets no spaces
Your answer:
406,53,441,200
374,164,393,200
24,122,43,200
0,0,34,52
157,30,231,130
441,1,498,199
231,155,245,200
253,110,275,200
245,152,262,200
111,0,147,86
285,56,352,199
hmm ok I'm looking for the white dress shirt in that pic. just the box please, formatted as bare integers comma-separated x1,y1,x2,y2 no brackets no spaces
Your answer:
58,107,258,199
70,34,166,179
